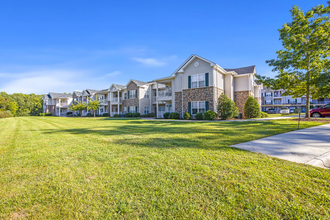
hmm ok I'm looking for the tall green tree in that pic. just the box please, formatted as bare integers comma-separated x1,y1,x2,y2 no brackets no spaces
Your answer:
69,101,87,117
258,2,330,118
87,96,101,117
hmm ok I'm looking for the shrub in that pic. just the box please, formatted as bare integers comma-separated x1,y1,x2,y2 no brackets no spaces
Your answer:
264,112,269,117
46,113,52,116
163,112,170,119
261,111,266,118
244,96,261,119
184,112,191,120
113,114,121,117
102,113,109,117
147,112,155,117
86,113,92,117
39,113,45,116
0,110,13,118
170,112,180,119
196,112,204,120
133,112,141,117
204,110,217,120
125,112,133,117
76,113,81,117
217,93,239,120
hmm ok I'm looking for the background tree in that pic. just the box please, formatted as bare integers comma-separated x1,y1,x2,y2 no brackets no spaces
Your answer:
244,96,261,119
69,101,87,117
87,97,101,117
257,2,330,118
217,93,239,120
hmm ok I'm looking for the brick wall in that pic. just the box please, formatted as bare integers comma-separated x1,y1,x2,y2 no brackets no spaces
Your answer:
234,91,250,114
122,81,139,111
180,86,223,114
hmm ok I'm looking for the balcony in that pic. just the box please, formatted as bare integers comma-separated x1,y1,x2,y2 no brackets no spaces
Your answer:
112,97,122,103
274,101,282,105
158,90,172,100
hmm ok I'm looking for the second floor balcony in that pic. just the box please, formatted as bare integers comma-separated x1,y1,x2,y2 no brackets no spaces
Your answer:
112,97,122,103
158,90,172,100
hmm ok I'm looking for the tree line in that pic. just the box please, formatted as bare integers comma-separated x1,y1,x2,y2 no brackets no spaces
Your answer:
0,92,43,118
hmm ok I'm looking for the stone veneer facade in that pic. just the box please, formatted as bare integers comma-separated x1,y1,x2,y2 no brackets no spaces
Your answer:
234,91,250,114
122,81,139,110
47,105,55,115
175,92,182,114
179,86,224,114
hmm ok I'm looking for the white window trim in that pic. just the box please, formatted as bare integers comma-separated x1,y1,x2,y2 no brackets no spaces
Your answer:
191,101,206,115
191,73,205,89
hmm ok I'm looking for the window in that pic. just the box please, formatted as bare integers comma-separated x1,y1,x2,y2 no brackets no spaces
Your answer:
124,93,127,100
129,90,136,99
129,106,137,113
144,106,149,114
265,100,272,104
100,108,104,113
191,73,205,88
265,92,272,97
324,105,330,109
144,90,149,99
191,101,205,114
159,106,165,111
124,107,127,114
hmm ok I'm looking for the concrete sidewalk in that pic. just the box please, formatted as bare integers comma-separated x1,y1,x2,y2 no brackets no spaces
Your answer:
231,124,330,169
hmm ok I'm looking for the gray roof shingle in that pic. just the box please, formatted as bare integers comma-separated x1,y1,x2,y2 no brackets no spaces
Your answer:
113,84,126,90
131,79,148,86
86,89,99,94
73,91,82,96
224,66,255,75
49,92,72,99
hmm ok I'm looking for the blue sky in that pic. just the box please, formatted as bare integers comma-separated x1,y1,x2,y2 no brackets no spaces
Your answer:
0,0,325,94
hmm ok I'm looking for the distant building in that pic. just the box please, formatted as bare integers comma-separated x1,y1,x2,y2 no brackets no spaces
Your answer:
261,88,330,113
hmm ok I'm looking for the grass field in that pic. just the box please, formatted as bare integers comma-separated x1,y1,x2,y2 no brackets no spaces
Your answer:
0,117,330,219
266,113,299,118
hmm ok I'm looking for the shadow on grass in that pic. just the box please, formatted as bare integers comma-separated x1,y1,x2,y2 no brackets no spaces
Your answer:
34,120,308,150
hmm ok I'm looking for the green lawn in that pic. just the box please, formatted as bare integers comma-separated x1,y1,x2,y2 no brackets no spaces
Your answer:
0,117,329,219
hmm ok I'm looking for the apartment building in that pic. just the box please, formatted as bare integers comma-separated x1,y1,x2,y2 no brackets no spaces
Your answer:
43,54,263,118
261,87,330,113
42,93,73,116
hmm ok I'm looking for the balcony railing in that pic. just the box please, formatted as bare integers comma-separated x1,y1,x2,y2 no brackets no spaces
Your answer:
274,102,282,105
112,97,122,103
158,91,172,99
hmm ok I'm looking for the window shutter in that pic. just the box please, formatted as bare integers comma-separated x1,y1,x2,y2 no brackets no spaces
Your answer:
135,106,137,113
188,76,191,89
135,90,137,98
205,73,209,87
128,91,130,99
188,102,191,114
205,101,209,111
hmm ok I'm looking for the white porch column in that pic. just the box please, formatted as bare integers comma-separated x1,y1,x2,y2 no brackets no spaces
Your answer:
156,82,159,118
117,91,120,114
59,98,61,117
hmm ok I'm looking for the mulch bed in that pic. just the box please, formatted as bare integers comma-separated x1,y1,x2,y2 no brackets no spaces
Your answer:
291,118,330,122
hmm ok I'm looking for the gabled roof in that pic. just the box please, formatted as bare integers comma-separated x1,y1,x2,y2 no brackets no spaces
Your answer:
49,92,72,99
126,79,148,87
86,89,99,95
73,91,82,96
113,84,126,90
224,66,255,75
171,54,217,76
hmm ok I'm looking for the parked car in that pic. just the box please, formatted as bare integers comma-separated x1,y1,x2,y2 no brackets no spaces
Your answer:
310,103,330,117
280,108,290,114
267,108,276,114
290,109,294,113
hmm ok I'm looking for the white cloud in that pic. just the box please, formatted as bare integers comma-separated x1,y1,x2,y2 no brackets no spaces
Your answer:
132,57,166,66
104,71,121,77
